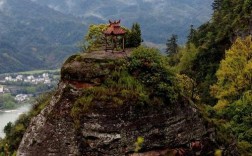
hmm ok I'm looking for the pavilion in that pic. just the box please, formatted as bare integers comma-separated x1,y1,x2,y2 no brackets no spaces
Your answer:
103,20,126,52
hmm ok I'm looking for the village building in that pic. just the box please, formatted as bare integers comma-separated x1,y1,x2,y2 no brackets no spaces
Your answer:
2,73,53,85
27,75,35,80
44,79,51,84
15,94,31,102
16,75,23,81
5,76,13,81
42,73,49,78
0,85,4,93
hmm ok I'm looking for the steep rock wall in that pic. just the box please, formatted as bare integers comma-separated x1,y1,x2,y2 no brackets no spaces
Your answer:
17,52,238,156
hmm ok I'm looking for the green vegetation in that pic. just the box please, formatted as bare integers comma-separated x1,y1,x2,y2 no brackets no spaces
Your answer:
0,0,86,74
71,47,180,125
134,137,144,152
165,43,200,101
0,0,212,73
183,0,252,105
0,92,53,155
81,23,142,52
81,24,131,52
166,0,252,154
166,34,178,55
211,37,252,110
0,94,16,109
128,47,178,103
1,1,251,154
210,36,252,154
126,23,142,48
21,84,53,95
82,24,109,52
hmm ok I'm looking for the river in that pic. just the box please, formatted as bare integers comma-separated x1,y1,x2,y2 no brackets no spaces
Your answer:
0,104,31,138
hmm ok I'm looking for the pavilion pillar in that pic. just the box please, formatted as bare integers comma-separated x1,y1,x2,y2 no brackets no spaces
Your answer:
105,35,107,52
122,36,125,52
112,36,114,53
114,36,117,49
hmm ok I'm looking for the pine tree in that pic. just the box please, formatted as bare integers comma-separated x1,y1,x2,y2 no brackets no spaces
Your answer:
126,23,142,47
166,34,178,55
212,0,222,11
133,23,142,46
187,25,196,45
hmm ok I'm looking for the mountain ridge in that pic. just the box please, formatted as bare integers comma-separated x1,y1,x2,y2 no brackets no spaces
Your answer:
32,0,213,44
0,0,212,73
0,0,87,73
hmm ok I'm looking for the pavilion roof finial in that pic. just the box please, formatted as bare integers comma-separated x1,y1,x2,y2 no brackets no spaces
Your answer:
104,19,126,35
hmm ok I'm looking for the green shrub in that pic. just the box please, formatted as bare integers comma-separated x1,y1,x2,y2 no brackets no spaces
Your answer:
0,94,16,109
128,46,178,103
134,137,144,152
238,141,252,154
71,95,94,119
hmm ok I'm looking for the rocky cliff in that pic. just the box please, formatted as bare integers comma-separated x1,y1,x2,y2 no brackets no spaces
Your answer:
17,50,238,156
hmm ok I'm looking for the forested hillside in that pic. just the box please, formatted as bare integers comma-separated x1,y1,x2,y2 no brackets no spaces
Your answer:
0,0,87,73
189,0,252,104
168,0,252,154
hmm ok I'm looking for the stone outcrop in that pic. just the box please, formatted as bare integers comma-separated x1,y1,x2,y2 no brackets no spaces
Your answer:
17,51,238,156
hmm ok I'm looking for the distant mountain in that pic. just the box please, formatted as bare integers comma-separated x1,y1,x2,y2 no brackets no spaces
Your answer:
32,0,213,44
0,0,212,73
0,0,87,73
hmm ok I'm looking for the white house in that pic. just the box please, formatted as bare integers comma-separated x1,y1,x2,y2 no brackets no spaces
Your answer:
16,75,23,81
44,79,51,84
5,76,12,81
0,85,4,93
42,73,49,78
27,75,35,80
15,94,30,102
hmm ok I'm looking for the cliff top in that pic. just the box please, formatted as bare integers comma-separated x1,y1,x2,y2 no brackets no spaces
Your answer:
81,49,133,60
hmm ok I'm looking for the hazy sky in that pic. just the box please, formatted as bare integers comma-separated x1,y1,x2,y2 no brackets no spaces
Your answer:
0,0,5,10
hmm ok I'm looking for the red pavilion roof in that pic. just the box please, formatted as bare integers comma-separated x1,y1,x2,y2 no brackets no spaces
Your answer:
104,20,126,35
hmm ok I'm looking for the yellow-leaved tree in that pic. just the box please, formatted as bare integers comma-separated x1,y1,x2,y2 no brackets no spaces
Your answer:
81,24,108,52
211,36,252,109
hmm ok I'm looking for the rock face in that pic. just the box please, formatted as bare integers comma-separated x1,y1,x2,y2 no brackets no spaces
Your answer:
17,82,80,156
17,51,237,156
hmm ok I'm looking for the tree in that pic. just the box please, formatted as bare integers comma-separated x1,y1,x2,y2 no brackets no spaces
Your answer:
4,122,12,135
210,36,252,153
186,25,196,46
81,24,131,52
177,43,199,76
83,24,108,52
188,0,252,105
212,0,222,11
0,94,16,109
166,34,178,55
126,23,142,48
129,46,178,103
211,36,252,109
